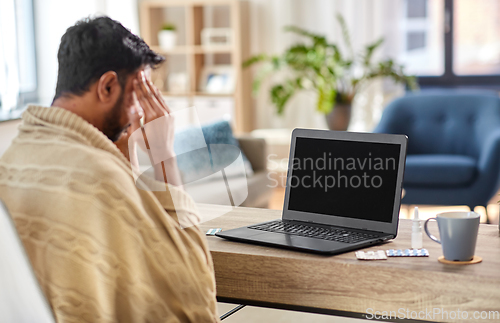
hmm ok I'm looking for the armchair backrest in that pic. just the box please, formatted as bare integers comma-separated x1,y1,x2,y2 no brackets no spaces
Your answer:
375,91,500,158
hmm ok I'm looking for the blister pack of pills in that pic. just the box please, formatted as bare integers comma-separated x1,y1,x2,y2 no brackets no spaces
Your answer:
386,249,429,257
206,228,222,236
355,250,387,260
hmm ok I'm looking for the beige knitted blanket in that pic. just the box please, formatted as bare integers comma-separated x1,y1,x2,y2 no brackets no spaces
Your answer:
0,106,219,323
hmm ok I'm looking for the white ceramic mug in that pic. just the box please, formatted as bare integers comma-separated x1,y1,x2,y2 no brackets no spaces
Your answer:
424,211,480,261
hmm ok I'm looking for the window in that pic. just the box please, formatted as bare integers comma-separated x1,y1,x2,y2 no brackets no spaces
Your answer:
387,0,500,88
407,0,427,18
0,0,37,119
453,0,500,75
387,0,445,76
407,31,426,51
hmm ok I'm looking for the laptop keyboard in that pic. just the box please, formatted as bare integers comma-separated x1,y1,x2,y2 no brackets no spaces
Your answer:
248,221,378,244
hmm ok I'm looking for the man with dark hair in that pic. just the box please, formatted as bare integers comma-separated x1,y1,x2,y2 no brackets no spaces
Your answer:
53,16,165,142
0,16,219,322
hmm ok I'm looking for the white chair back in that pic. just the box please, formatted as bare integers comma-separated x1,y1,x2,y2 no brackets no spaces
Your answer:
0,201,55,323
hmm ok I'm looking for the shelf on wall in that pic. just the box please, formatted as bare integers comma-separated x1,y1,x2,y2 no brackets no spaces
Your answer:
151,46,191,54
193,45,233,54
160,92,191,97
140,0,252,132
194,92,234,97
161,91,234,97
152,45,234,55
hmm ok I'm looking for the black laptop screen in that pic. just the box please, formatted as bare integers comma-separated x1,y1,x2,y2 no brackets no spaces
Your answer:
287,137,401,223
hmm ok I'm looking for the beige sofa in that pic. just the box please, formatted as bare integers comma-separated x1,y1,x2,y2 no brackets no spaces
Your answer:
183,136,273,208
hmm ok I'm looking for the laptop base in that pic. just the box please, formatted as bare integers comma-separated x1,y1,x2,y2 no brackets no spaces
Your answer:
216,219,393,255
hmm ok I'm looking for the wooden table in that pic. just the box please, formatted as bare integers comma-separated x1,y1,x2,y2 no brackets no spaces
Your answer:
198,205,500,323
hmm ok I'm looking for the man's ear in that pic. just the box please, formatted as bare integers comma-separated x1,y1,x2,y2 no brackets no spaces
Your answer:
96,71,121,103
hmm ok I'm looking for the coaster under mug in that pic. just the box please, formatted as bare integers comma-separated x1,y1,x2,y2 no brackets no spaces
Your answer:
438,255,482,265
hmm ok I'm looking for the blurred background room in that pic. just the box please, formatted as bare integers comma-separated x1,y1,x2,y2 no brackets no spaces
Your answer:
2,1,500,322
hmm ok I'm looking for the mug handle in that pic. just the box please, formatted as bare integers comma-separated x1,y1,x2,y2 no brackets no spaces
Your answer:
424,218,441,244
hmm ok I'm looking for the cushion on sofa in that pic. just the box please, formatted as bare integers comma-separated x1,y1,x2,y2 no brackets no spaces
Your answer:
174,120,254,183
404,154,477,187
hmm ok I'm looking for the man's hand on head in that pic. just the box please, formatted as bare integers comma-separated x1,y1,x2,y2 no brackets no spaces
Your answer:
133,71,176,156
130,71,182,187
134,71,170,121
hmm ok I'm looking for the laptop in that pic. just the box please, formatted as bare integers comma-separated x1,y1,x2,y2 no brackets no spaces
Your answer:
216,128,408,254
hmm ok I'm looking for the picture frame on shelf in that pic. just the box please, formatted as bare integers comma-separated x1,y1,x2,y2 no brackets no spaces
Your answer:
199,65,234,94
201,28,232,46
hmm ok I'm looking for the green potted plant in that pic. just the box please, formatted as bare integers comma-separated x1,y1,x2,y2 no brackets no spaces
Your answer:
243,14,419,131
158,23,177,50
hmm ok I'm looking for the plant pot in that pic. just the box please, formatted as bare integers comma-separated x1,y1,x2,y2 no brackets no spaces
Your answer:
325,103,352,131
158,30,177,50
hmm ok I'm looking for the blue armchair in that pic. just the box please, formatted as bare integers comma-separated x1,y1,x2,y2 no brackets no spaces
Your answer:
374,91,500,213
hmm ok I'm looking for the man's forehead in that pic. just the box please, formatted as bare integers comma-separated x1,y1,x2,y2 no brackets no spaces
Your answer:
135,66,152,77
126,66,151,84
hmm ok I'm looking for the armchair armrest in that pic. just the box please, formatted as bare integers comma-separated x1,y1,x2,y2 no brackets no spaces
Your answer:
236,136,267,172
478,129,500,172
467,129,500,205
